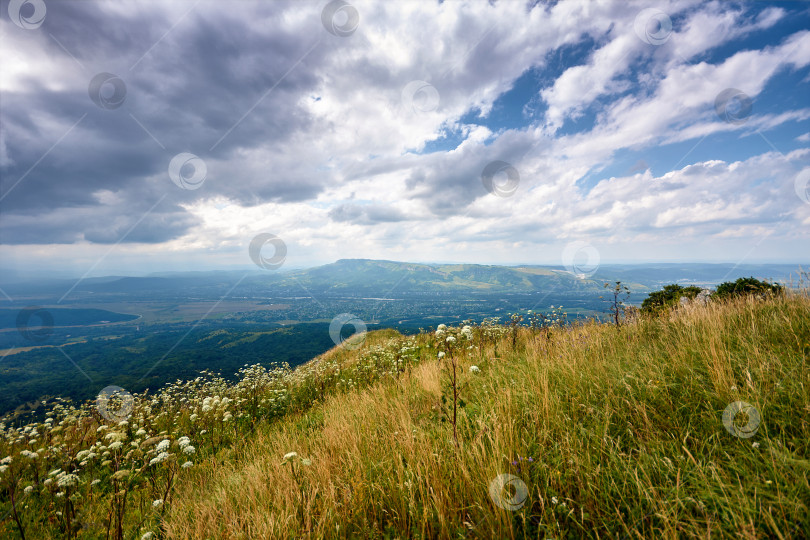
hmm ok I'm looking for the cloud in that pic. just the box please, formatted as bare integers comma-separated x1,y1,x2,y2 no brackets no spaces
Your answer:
540,2,788,133
551,29,810,166
328,203,408,224
0,0,807,272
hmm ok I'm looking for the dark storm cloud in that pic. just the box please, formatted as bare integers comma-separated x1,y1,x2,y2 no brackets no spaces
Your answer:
350,129,549,217
82,208,201,244
0,200,199,245
0,0,329,245
328,203,408,225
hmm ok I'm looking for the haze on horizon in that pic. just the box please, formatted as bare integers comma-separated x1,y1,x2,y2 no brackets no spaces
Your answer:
1,0,809,281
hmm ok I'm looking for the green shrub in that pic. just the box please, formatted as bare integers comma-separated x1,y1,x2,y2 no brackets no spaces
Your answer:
641,284,702,313
714,276,783,299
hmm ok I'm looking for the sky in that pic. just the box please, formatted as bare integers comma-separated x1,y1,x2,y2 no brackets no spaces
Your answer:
0,0,809,280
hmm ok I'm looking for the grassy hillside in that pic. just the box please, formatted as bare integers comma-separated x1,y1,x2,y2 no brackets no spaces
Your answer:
1,293,807,538
170,293,808,538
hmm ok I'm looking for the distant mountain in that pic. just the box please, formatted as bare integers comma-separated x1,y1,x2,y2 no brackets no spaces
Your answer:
273,259,626,294
0,260,803,300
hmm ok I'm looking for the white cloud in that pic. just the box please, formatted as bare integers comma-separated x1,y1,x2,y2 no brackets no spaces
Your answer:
551,29,810,167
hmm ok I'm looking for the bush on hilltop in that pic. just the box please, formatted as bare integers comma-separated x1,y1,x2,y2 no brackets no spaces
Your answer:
714,276,783,299
640,283,702,313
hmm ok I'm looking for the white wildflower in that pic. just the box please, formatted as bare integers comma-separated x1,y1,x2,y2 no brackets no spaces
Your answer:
149,452,169,466
57,474,79,488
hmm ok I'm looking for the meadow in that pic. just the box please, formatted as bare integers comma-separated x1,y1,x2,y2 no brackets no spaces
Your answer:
1,291,807,538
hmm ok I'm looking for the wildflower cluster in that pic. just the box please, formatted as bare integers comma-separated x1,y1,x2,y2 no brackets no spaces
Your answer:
434,322,476,357
290,335,421,405
479,317,509,343
526,305,568,333
0,394,200,539
0,364,290,538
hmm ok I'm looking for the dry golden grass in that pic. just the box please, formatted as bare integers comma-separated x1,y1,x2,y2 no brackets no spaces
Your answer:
164,293,810,539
